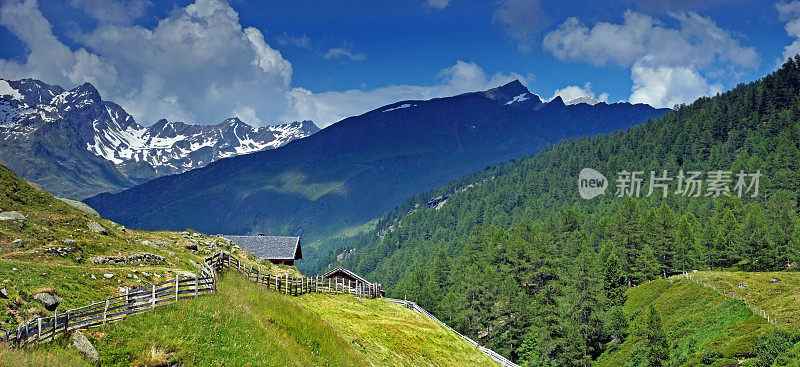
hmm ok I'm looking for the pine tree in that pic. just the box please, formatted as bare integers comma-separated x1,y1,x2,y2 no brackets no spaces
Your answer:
602,250,627,307
649,203,676,278
606,305,629,345
674,213,697,272
561,252,606,366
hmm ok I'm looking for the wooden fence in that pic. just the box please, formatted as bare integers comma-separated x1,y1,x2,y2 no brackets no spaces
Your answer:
2,251,383,348
212,252,383,298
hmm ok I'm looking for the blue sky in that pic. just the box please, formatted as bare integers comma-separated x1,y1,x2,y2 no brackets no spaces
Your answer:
0,0,797,127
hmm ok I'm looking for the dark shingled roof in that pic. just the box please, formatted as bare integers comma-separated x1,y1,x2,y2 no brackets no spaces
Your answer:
222,235,302,260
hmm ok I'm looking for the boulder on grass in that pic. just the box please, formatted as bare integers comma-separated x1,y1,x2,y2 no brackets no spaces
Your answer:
70,330,99,365
33,292,61,311
0,211,26,221
87,221,108,235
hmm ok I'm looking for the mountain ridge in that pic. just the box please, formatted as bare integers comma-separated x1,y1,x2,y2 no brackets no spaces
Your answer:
84,79,670,249
0,78,319,199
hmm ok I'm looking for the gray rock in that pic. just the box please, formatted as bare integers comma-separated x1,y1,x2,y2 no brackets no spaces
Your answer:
33,292,61,311
0,288,7,298
87,221,108,235
62,239,77,245
70,330,99,365
0,211,26,221
11,239,23,248
58,198,100,217
103,273,114,279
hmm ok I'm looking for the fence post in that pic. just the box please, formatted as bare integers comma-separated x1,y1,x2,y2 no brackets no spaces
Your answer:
37,317,41,343
103,299,109,325
195,274,199,297
175,277,180,302
64,311,69,334
52,310,57,342
151,284,156,310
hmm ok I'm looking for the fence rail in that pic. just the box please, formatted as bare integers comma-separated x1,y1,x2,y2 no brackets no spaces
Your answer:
212,252,383,299
385,298,520,367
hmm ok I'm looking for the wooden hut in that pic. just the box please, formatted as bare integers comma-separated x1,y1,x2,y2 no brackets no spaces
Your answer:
324,267,384,297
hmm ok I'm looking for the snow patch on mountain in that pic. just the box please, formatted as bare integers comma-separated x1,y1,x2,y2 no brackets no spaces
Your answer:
505,93,529,105
383,103,416,112
0,80,23,100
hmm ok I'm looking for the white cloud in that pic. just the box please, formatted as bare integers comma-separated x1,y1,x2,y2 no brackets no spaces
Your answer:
69,0,151,24
543,11,757,69
426,0,450,9
492,0,549,50
542,10,758,107
282,61,527,127
0,0,118,88
629,62,722,108
324,47,366,62
276,33,311,49
550,82,608,103
777,1,800,63
51,0,291,125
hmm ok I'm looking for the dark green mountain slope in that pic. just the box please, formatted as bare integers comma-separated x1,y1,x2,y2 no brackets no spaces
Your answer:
85,81,667,246
321,59,800,364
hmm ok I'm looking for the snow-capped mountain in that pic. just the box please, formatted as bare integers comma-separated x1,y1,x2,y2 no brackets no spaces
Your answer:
0,78,319,199
85,115,318,175
565,96,600,106
477,80,545,110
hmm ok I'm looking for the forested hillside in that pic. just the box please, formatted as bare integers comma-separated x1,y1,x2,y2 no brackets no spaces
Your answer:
317,58,800,365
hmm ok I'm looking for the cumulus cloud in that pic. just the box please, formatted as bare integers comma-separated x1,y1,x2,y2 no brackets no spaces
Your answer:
426,0,450,9
629,62,722,108
542,10,758,107
550,82,608,103
777,1,800,64
324,47,366,62
0,0,118,88
69,0,151,24
282,61,527,127
493,0,549,50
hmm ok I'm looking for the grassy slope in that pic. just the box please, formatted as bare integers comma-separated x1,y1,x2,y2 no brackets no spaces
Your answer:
90,274,368,366
11,274,496,366
689,271,800,329
596,277,774,367
296,293,498,366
